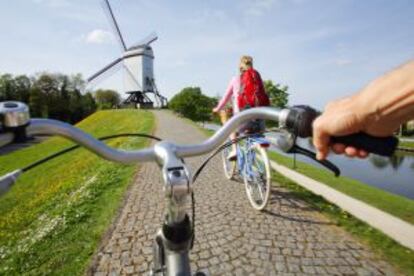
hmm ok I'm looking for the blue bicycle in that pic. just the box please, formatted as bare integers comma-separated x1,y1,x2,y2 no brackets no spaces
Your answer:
222,132,271,210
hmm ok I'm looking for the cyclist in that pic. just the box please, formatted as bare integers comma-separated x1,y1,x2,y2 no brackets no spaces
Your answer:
313,60,414,160
213,55,268,160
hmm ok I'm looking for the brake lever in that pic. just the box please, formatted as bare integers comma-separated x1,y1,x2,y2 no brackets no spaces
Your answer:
287,144,341,177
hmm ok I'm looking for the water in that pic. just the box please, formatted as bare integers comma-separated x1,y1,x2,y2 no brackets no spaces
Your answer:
203,123,414,200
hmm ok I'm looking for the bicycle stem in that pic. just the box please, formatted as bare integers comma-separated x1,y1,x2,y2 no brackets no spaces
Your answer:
154,141,191,225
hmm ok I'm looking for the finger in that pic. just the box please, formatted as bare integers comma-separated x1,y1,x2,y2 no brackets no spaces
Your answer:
312,119,330,160
331,143,346,154
357,149,369,159
313,132,330,160
344,146,358,157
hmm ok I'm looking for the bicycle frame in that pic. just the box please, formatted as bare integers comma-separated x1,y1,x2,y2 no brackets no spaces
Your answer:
236,134,269,178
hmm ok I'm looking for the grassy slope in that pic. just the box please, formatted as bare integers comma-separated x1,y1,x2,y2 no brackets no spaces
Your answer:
0,109,154,275
268,151,414,224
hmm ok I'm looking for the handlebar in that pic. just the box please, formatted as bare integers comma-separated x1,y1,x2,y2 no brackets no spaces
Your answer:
1,104,399,161
26,119,156,164
0,101,400,198
18,107,282,164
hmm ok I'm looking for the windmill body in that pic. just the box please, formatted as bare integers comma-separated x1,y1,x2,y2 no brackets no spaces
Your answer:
88,0,167,109
123,46,154,93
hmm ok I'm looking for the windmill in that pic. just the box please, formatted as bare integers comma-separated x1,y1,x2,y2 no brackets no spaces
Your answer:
88,0,167,108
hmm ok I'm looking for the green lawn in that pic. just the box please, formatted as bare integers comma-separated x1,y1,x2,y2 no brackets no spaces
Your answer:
0,109,154,275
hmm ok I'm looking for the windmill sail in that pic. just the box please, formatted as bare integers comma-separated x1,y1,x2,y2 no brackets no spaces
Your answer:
129,32,158,49
87,57,123,83
101,0,127,51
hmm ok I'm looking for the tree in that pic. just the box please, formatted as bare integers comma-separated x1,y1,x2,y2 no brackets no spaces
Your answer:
81,92,97,117
32,73,59,117
94,89,121,109
169,87,217,122
1,72,97,123
29,87,47,117
264,80,289,108
0,74,16,101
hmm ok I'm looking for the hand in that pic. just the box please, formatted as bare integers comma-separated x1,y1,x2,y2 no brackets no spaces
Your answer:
212,107,219,113
313,60,414,160
312,95,399,160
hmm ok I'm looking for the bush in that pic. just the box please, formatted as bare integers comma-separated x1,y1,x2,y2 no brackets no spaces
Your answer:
169,87,217,122
94,89,121,109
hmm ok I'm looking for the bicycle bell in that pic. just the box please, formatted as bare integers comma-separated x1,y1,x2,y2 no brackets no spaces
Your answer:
0,101,30,130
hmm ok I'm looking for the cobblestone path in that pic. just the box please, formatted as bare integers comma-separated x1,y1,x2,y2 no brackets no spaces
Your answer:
89,110,397,275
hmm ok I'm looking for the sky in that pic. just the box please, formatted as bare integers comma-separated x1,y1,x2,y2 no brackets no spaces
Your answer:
0,0,413,109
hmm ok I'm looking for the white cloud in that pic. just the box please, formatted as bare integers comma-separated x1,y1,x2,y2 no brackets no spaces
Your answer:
85,29,114,44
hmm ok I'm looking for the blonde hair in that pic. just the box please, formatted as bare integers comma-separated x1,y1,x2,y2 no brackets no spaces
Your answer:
239,55,253,72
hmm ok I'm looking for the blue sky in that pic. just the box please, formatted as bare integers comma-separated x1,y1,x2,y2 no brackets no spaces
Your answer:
0,0,413,108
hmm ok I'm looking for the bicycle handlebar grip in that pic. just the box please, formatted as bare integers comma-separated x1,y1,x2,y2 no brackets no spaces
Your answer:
285,105,398,157
331,133,398,157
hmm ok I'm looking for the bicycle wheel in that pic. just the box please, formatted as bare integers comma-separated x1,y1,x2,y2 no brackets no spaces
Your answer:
243,144,271,210
221,142,236,180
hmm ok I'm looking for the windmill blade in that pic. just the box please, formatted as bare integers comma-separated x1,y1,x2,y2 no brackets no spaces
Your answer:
101,0,127,52
130,32,158,49
123,63,142,90
87,57,123,85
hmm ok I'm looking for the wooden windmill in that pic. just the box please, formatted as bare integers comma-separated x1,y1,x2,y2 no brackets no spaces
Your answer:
88,0,167,108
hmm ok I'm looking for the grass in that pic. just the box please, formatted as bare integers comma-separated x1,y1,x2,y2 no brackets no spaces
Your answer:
268,151,414,224
399,140,414,148
0,109,155,275
271,170,414,276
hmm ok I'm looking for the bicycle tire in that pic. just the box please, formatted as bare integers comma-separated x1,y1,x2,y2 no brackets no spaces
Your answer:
243,144,271,210
221,142,236,180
